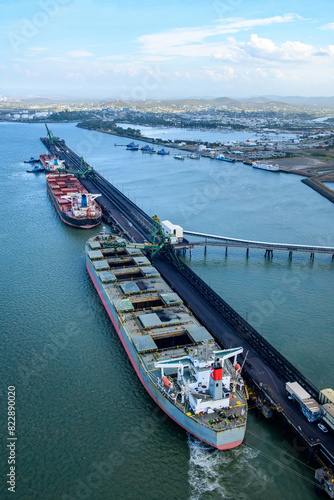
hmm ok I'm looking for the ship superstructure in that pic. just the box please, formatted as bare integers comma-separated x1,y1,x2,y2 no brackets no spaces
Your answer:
86,231,248,449
40,154,66,172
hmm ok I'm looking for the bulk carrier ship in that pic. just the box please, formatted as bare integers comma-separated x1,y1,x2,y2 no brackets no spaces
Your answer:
86,229,248,449
47,172,102,228
40,154,66,173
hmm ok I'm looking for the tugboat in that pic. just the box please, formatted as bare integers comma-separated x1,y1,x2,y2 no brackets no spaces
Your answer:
26,165,45,173
142,147,156,154
24,157,40,164
126,142,139,151
215,154,235,162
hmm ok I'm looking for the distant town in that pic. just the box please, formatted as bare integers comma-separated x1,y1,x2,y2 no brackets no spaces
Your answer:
1,95,334,202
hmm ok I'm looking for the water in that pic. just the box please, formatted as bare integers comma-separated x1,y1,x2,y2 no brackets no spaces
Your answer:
0,122,333,500
117,122,298,144
312,116,334,123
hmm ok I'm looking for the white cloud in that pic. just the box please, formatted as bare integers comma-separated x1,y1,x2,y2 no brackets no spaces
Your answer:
205,66,235,81
320,22,334,30
67,72,82,80
45,57,69,62
27,47,48,56
254,68,268,78
271,69,285,79
98,55,126,61
67,50,93,58
25,69,39,78
280,40,314,59
135,15,330,65
245,34,277,58
137,14,300,56
241,35,314,61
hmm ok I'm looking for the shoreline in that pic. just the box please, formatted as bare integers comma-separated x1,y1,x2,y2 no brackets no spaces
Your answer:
77,124,334,205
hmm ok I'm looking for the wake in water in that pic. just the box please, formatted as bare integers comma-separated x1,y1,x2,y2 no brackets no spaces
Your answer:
188,434,265,500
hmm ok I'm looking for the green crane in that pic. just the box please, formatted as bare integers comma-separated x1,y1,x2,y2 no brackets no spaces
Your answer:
52,157,93,177
45,124,59,143
149,215,168,256
79,157,93,175
104,216,170,257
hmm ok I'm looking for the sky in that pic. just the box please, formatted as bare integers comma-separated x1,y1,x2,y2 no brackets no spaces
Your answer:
1,0,334,100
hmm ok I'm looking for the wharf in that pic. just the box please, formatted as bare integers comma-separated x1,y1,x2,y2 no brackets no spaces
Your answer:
302,177,334,205
40,135,334,477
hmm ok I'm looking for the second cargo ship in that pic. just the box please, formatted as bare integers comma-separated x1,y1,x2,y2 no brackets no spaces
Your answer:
40,154,66,172
86,230,248,449
47,172,102,228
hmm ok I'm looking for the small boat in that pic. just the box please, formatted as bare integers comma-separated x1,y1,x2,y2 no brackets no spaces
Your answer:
156,149,170,155
189,153,200,159
126,142,139,151
142,147,156,154
174,154,185,160
215,154,235,162
26,165,45,173
141,145,151,151
24,157,40,164
253,162,280,172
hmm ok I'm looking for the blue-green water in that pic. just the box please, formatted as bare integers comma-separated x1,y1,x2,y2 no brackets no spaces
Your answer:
0,122,333,500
